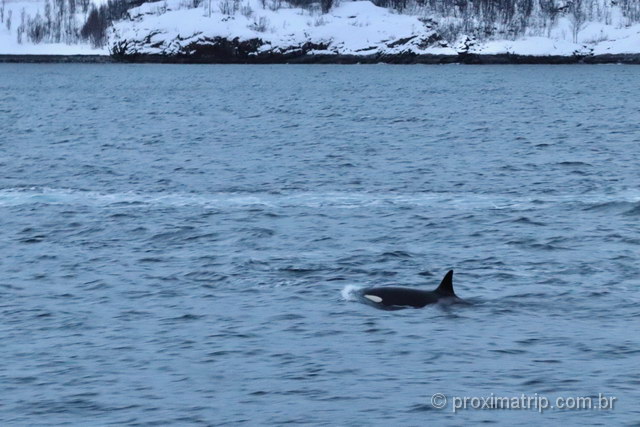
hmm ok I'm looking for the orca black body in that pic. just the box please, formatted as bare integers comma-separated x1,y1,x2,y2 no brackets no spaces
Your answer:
359,270,460,310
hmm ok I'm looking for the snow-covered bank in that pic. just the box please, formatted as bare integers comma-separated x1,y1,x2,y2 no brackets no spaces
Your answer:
0,40,106,54
107,0,640,61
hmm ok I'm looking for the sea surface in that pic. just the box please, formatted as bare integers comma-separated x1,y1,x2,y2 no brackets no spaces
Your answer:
1,64,639,426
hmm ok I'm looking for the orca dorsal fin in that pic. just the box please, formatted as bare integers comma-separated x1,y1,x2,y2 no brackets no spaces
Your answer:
436,270,455,295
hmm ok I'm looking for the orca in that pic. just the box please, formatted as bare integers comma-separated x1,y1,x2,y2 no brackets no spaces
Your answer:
359,270,461,310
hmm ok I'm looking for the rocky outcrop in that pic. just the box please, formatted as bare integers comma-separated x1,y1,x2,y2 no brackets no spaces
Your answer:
110,35,448,63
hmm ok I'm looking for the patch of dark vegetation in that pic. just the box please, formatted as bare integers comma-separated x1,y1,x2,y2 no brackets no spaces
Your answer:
81,0,148,47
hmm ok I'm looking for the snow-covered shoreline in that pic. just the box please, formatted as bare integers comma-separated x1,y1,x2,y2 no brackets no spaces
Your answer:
3,51,640,64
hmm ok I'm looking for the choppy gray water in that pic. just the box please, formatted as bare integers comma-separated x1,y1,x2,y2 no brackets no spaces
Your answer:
1,64,639,426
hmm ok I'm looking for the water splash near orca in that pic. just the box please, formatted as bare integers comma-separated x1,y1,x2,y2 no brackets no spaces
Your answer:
341,284,364,302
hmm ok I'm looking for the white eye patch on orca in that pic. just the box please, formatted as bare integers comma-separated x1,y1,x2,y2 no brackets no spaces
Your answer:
364,294,383,303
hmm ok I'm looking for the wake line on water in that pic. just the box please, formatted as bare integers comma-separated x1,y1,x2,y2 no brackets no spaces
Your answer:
1,187,640,213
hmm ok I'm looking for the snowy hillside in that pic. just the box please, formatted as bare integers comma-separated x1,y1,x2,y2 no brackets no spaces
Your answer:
109,0,453,57
0,0,108,54
1,0,639,59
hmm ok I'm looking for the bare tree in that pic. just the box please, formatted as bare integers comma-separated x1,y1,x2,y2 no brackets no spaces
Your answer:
67,0,77,43
80,0,90,14
17,8,26,44
570,0,586,43
81,5,107,46
45,0,52,40
219,0,239,15
27,12,47,43
53,0,65,42
267,0,280,10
